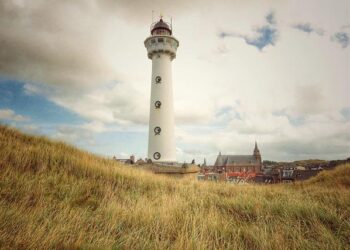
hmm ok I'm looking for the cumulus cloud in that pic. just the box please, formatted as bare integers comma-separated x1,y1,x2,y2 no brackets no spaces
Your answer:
0,1,122,89
0,0,209,91
18,124,40,134
0,0,204,128
289,84,327,117
0,109,29,122
1,0,350,162
177,108,350,162
54,124,96,145
23,81,149,127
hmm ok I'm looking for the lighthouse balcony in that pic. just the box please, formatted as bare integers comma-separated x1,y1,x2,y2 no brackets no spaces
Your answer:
144,35,179,60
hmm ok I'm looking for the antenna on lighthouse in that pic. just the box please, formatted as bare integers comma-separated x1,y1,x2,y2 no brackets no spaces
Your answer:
152,10,154,23
171,17,173,32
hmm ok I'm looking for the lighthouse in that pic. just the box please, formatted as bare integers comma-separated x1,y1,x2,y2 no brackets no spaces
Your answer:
144,18,179,163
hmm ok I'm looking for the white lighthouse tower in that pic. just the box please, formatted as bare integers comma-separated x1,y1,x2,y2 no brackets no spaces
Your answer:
144,18,179,163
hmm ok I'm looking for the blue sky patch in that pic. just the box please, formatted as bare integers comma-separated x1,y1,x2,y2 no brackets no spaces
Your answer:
85,130,147,158
219,12,278,50
341,107,350,120
272,109,305,126
0,78,84,125
0,77,148,158
293,23,324,36
245,25,277,50
294,23,314,33
215,106,241,121
332,32,350,48
266,12,276,25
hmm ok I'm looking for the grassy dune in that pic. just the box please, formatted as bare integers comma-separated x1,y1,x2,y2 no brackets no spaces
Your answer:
0,125,349,249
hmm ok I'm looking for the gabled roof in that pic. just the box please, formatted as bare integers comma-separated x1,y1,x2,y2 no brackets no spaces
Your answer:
214,154,258,166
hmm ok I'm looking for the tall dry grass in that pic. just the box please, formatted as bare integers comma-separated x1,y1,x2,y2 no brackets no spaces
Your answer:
0,125,349,249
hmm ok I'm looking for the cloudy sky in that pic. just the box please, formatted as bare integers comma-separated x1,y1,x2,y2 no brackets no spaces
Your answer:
0,0,349,164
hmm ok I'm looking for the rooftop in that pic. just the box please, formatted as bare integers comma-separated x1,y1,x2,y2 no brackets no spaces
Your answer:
151,18,172,35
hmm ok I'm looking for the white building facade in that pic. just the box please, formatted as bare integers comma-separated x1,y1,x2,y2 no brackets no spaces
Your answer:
144,18,179,163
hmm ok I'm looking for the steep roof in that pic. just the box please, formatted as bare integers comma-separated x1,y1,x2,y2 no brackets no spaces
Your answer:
214,154,258,166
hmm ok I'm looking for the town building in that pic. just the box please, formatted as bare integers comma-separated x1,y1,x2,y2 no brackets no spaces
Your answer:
114,155,135,164
214,142,262,173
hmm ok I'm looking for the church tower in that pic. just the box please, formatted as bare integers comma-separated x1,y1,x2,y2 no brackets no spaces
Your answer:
253,141,262,163
144,18,179,163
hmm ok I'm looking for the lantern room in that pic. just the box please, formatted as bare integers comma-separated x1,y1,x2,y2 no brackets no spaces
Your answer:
150,18,172,36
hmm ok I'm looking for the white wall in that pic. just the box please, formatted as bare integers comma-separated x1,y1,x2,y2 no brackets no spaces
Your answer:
145,35,179,163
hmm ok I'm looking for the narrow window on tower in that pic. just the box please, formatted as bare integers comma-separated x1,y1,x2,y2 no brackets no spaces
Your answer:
158,38,164,43
151,39,156,44
154,126,161,135
155,101,161,109
155,76,161,83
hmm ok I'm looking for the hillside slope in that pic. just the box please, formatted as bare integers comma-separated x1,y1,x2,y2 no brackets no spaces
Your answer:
0,125,349,249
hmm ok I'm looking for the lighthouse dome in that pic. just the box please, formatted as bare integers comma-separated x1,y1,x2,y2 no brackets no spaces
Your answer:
151,18,172,35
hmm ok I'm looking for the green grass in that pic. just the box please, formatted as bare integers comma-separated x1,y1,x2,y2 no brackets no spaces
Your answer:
0,125,349,249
